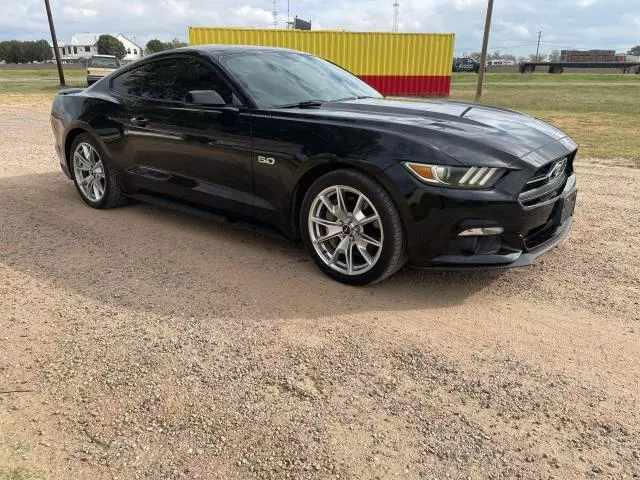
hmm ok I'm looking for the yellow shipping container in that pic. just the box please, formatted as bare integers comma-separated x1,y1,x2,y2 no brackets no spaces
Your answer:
188,27,454,96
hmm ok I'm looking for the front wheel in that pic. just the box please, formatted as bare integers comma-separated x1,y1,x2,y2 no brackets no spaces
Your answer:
300,169,406,285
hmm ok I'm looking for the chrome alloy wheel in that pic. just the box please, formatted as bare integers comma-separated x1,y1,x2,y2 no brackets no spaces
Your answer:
72,142,106,202
308,185,384,275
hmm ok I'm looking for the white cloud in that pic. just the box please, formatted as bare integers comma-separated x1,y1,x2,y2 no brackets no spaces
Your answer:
62,6,97,19
576,0,598,6
230,5,272,26
453,0,486,11
498,20,531,38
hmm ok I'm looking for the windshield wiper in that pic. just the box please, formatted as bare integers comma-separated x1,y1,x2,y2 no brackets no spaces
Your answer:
276,99,326,109
332,95,377,102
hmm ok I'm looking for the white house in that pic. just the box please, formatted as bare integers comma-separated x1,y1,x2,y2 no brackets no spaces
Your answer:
54,33,143,62
116,34,143,62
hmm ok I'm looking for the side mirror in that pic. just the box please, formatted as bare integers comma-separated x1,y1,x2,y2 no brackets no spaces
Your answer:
185,90,226,106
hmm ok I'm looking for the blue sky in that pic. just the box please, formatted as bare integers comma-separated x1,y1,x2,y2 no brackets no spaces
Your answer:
1,0,638,57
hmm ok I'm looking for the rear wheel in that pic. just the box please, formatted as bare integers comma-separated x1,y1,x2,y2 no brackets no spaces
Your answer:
70,133,126,209
300,169,406,285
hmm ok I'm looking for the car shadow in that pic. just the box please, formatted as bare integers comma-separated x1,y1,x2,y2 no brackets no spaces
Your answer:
1,172,506,320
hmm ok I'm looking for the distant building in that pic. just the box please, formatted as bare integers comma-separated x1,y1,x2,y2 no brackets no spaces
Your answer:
115,34,143,62
54,33,143,62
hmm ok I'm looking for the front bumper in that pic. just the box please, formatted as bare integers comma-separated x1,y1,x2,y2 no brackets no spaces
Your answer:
394,167,577,269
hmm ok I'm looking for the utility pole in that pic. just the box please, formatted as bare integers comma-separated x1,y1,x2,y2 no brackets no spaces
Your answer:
44,0,65,87
536,30,542,61
475,0,494,102
272,0,278,28
287,0,290,29
392,1,399,33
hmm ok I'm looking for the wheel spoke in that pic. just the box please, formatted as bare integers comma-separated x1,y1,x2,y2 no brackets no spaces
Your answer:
79,174,94,186
335,187,347,217
358,214,380,227
81,144,92,162
92,180,101,200
74,152,92,170
360,233,382,248
357,245,373,266
353,194,365,220
310,216,340,228
345,239,354,274
319,195,335,214
93,162,104,176
329,236,350,265
313,231,342,245
95,179,105,196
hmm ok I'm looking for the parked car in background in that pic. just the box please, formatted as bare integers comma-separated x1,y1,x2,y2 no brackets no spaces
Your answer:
86,55,120,85
51,46,577,284
452,57,480,73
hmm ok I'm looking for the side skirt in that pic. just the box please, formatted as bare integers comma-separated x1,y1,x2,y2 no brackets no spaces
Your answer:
126,193,289,241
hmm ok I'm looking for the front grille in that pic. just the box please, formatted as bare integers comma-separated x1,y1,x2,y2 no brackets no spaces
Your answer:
519,154,574,207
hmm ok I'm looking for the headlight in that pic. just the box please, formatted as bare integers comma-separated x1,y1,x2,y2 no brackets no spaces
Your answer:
404,162,506,189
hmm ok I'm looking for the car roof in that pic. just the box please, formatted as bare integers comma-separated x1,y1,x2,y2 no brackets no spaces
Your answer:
171,44,305,57
91,55,117,58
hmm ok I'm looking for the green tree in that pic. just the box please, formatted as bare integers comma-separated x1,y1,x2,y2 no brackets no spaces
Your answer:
529,53,547,62
167,38,188,49
0,39,52,63
468,52,481,61
0,41,19,63
35,39,53,61
549,50,561,61
96,34,126,60
628,45,640,56
487,49,501,61
145,38,167,54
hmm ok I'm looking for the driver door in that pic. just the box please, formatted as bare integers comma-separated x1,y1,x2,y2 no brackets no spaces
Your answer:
113,55,254,217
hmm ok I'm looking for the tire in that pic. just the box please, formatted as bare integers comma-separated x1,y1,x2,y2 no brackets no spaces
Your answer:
69,133,126,209
300,169,406,285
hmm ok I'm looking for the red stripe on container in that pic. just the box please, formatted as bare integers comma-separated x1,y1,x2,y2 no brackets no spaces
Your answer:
359,75,451,96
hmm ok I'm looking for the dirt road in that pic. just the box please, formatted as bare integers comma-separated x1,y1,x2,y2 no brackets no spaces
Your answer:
1,105,639,479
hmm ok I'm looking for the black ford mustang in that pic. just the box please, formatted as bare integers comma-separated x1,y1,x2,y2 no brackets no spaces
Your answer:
51,45,577,285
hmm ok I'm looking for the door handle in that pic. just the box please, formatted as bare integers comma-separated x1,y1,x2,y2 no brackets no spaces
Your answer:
130,116,149,127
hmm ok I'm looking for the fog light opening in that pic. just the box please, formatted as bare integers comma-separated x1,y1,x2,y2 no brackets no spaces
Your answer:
458,227,504,237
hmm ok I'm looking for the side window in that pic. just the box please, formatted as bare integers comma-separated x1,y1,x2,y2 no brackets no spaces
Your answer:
111,57,234,104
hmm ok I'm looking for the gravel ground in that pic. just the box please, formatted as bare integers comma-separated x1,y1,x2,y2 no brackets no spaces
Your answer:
1,105,639,480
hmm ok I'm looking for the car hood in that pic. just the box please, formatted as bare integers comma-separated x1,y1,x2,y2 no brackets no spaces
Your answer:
318,98,577,167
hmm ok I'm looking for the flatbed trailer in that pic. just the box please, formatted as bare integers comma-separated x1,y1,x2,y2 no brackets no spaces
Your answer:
519,61,640,74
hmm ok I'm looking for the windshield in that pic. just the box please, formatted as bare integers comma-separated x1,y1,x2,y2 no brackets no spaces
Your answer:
221,52,381,108
89,57,120,69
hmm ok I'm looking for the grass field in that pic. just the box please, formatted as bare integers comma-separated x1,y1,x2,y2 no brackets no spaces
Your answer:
451,73,640,164
1,68,638,165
